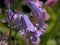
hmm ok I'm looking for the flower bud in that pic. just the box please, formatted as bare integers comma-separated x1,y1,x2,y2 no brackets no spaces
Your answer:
6,9,13,27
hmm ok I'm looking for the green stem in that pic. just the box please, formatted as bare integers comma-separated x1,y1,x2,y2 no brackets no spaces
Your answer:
8,26,12,45
8,14,14,45
13,32,17,45
8,8,16,45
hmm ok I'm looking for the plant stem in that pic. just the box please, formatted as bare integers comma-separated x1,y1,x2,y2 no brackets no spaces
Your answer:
8,26,12,45
13,31,17,45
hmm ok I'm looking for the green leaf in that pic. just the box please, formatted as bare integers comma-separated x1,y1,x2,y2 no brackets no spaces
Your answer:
11,0,23,11
41,7,57,44
0,23,9,32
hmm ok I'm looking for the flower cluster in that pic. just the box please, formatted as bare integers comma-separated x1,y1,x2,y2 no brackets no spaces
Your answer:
6,8,45,44
5,0,56,45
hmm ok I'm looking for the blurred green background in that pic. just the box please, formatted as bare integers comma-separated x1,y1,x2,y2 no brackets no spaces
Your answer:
0,0,60,45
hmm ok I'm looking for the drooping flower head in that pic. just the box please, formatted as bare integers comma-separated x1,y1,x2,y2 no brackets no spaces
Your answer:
21,14,37,32
28,2,45,27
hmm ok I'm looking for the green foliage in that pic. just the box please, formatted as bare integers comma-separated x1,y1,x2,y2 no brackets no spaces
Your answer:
41,7,57,44
11,0,23,11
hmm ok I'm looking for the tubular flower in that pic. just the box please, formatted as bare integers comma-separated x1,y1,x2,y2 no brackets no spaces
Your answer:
6,9,13,26
28,2,45,27
20,14,45,43
11,11,22,31
21,14,37,32
6,10,22,31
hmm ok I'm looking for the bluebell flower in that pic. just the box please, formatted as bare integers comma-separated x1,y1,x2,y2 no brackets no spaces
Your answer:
19,29,25,36
6,9,13,26
28,2,45,27
21,14,37,32
6,10,22,31
6,9,13,21
11,11,22,31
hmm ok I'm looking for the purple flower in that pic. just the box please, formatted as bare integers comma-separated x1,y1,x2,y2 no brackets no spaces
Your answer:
6,10,22,31
6,9,13,26
12,12,22,31
19,30,25,36
30,28,45,43
28,2,45,27
21,14,37,32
